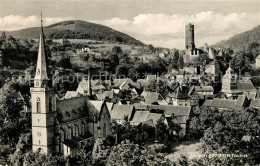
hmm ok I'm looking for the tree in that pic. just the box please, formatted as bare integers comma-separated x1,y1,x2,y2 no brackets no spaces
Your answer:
56,58,72,69
177,55,184,69
146,79,170,97
107,141,172,166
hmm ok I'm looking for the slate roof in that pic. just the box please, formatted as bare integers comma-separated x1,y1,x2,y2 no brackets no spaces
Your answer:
110,105,135,120
249,99,260,108
131,111,150,124
57,96,88,123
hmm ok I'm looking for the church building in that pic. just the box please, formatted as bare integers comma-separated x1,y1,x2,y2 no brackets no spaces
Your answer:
30,18,111,156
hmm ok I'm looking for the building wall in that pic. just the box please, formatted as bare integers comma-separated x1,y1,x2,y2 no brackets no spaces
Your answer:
256,59,260,68
172,98,190,106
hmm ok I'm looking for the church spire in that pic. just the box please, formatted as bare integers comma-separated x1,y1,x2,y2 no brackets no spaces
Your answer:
34,11,49,87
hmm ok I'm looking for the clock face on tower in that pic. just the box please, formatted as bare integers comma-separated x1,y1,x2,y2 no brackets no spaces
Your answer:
37,132,42,137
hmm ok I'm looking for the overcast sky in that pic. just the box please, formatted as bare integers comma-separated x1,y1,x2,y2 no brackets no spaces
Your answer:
0,0,260,49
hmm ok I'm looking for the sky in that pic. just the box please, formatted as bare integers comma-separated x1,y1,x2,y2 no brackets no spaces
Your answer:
0,0,260,49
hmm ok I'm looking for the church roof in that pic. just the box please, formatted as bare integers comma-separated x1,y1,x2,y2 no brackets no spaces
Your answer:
34,19,48,82
89,100,104,112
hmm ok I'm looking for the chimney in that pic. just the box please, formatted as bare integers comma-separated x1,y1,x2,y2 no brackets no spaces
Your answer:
88,69,92,96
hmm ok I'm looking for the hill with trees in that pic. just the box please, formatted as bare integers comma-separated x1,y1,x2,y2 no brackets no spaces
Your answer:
3,20,144,45
214,25,260,51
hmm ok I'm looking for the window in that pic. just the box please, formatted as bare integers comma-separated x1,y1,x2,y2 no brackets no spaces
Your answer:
75,124,79,137
103,124,106,138
82,122,85,135
49,97,52,112
67,126,72,139
36,98,41,113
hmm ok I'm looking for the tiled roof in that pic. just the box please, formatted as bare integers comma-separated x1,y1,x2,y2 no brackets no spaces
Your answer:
89,100,104,112
134,104,148,111
131,111,150,124
172,115,188,124
235,95,246,108
147,105,191,116
110,105,135,120
113,78,134,87
195,86,214,92
64,91,81,99
106,102,114,113
202,100,213,107
96,90,114,101
210,98,237,109
249,99,260,108
146,113,163,125
169,85,190,99
144,92,165,104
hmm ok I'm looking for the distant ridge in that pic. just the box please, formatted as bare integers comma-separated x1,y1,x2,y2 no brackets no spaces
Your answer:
4,20,144,45
214,25,260,50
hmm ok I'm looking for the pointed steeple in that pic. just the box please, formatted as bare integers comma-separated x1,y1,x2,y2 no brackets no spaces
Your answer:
34,12,49,87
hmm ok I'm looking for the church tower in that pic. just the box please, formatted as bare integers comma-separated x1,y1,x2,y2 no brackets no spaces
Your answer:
30,13,56,155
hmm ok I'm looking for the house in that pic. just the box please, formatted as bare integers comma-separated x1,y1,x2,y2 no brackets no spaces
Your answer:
167,85,191,106
148,105,191,135
145,113,163,126
204,95,249,111
195,86,214,99
142,92,167,105
64,91,81,99
222,67,256,98
249,99,260,109
130,111,150,125
205,60,220,75
110,105,135,124
137,75,157,88
96,90,116,102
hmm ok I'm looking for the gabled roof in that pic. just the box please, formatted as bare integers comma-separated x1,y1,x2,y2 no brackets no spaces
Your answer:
89,100,104,112
96,90,114,101
106,102,114,113
195,86,214,92
210,98,237,109
144,92,166,104
64,91,81,99
202,100,213,107
146,113,163,125
235,95,246,108
134,104,148,111
147,105,191,116
249,99,260,108
172,115,188,124
131,111,150,124
169,85,190,99
113,78,134,87
110,105,135,120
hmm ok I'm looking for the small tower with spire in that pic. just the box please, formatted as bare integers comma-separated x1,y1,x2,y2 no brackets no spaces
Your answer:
30,12,56,155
